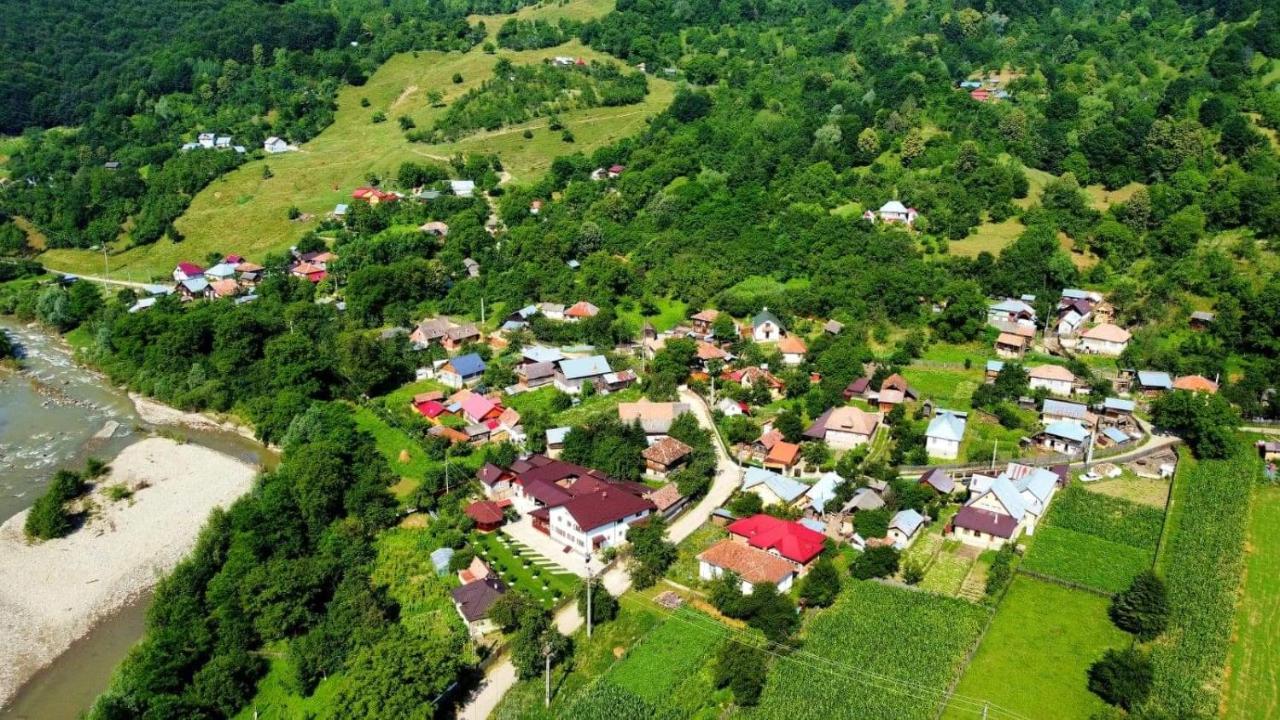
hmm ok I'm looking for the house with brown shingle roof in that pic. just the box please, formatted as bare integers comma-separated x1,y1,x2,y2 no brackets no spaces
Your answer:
1172,374,1218,394
642,436,693,478
690,309,720,336
778,335,808,365
698,539,798,593
1078,323,1131,356
1027,364,1076,396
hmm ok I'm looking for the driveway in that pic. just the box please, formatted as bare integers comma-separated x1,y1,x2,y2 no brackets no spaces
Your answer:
500,516,592,578
457,387,742,719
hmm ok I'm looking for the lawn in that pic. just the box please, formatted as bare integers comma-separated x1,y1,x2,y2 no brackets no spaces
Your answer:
960,411,1034,464
1082,472,1171,508
917,342,990,367
556,386,642,426
747,581,987,720
473,531,578,606
1223,484,1280,720
942,576,1128,720
231,643,341,720
667,521,728,588
40,6,674,279
900,365,983,411
616,296,689,333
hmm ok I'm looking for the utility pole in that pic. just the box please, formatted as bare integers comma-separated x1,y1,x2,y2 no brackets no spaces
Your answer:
584,552,593,639
543,640,552,708
991,440,998,470
982,702,989,720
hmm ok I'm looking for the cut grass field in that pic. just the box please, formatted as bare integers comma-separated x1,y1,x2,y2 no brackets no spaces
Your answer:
1223,484,1280,720
942,576,1128,720
467,0,616,40
950,217,1024,258
1082,472,1170,508
40,0,674,280
350,404,433,499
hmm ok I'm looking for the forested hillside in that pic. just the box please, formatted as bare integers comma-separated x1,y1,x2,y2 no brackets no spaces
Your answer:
0,0,531,249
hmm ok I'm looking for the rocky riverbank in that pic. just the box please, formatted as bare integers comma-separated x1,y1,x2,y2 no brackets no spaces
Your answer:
0,437,258,707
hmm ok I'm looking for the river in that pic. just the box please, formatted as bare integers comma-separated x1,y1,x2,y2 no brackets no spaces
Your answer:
0,319,274,718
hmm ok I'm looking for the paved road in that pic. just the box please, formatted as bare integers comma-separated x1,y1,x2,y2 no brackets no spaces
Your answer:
457,387,742,719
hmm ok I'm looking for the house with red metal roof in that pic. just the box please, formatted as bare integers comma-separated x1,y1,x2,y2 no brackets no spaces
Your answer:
726,514,825,567
172,262,205,282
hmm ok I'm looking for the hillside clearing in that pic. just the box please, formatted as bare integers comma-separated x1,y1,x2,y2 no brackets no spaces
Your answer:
40,31,673,280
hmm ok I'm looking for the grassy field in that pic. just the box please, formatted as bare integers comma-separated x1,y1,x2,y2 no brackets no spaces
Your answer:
1223,485,1280,720
351,404,433,499
605,610,725,707
950,218,1024,258
943,576,1128,720
468,0,616,40
474,531,578,606
1020,483,1163,592
1021,525,1153,593
493,590,666,720
40,0,674,280
900,364,982,410
667,522,728,588
1082,471,1170,508
747,581,987,720
616,297,689,333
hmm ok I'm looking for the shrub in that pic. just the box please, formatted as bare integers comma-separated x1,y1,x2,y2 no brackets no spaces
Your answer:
452,72,463,83
851,545,900,579
901,559,925,585
1109,570,1170,640
714,640,768,706
1088,647,1153,710
798,555,841,607
371,111,387,123
984,543,1017,598
24,469,87,540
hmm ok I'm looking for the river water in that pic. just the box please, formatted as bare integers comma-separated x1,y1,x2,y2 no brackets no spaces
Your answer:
0,319,274,718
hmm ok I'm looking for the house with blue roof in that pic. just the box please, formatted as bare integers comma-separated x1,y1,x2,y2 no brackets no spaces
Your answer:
742,467,810,507
1137,370,1173,395
439,353,486,389
888,509,926,549
954,461,1064,550
925,411,967,460
1101,426,1133,447
1038,419,1091,455
805,472,844,515
554,355,613,394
